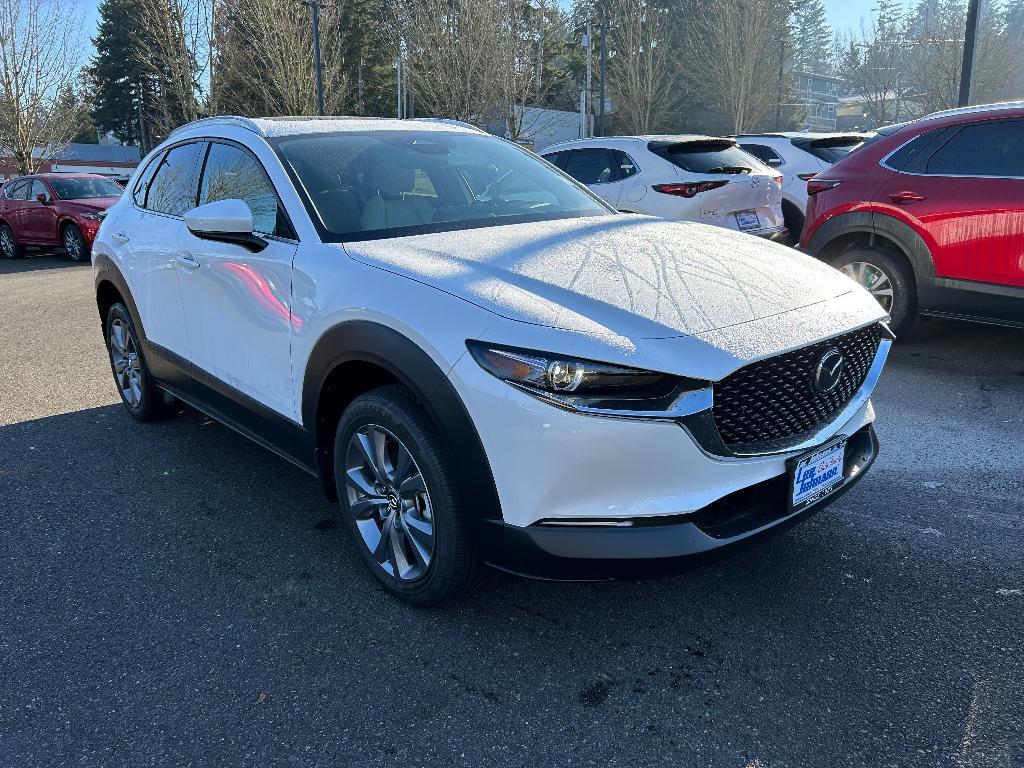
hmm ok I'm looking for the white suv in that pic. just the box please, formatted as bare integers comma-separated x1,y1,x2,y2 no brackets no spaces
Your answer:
93,116,891,605
735,133,869,240
542,135,786,240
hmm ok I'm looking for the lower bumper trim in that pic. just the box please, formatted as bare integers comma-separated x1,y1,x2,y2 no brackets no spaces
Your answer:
481,424,878,581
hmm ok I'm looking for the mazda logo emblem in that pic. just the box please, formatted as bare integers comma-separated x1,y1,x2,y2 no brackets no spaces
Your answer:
813,349,845,394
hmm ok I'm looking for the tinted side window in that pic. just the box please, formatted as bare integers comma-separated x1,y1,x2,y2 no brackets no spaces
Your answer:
612,150,638,178
132,153,163,207
146,142,204,216
885,128,950,172
741,143,782,165
542,151,564,168
925,121,1024,177
563,149,615,184
199,142,285,236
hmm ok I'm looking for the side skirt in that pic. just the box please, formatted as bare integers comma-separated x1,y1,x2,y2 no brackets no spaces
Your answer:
148,343,319,478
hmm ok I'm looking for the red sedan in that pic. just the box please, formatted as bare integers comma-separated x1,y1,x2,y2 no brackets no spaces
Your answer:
0,173,123,262
801,102,1024,332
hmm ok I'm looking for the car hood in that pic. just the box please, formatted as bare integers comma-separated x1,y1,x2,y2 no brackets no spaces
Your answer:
343,216,861,340
63,196,120,211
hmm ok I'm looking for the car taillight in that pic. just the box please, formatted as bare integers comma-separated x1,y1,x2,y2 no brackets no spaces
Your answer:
806,178,842,195
652,181,728,198
771,174,783,186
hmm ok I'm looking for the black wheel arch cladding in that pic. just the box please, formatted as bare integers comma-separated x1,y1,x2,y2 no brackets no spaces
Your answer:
302,321,503,524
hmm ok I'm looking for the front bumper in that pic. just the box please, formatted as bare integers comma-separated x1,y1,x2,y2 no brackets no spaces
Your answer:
481,423,879,580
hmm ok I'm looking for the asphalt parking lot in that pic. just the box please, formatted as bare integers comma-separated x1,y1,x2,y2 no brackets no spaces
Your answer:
1,253,1022,768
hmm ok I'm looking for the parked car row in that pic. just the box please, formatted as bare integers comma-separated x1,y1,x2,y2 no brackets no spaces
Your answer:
0,173,124,262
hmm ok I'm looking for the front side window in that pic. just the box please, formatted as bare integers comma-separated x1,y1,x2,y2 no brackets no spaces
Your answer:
925,120,1024,178
29,180,49,201
563,149,616,185
49,176,123,200
146,142,204,216
199,142,284,236
274,130,610,241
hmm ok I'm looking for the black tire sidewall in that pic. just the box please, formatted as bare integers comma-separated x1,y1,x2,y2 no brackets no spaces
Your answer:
829,247,916,333
333,386,476,606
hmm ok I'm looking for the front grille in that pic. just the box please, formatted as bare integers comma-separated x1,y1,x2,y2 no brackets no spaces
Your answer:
712,324,883,451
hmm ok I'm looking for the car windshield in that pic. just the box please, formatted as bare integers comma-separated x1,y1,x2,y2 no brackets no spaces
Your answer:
272,130,611,241
48,176,124,200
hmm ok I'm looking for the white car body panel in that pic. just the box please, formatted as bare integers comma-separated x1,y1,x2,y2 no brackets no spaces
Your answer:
93,116,888,539
542,136,785,237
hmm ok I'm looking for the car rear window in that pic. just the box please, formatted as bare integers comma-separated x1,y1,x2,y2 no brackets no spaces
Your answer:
648,140,758,174
793,137,864,163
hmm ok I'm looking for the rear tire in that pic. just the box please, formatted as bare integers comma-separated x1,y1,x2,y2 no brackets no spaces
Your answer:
105,302,176,421
781,200,804,246
0,224,23,259
828,246,916,334
62,224,89,262
334,385,480,606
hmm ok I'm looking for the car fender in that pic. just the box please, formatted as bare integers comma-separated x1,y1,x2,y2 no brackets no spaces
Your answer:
301,320,503,525
807,209,937,282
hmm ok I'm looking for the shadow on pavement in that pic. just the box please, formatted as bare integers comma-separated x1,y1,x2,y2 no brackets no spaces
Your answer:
0,250,78,275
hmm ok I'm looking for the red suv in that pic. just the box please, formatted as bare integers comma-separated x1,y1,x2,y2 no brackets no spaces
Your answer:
0,173,123,262
801,102,1024,332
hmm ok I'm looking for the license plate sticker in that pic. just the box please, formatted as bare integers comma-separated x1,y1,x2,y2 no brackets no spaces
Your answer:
735,210,761,231
791,438,847,510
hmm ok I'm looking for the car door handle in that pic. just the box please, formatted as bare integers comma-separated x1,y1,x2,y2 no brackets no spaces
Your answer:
175,253,200,270
112,231,130,244
889,191,926,203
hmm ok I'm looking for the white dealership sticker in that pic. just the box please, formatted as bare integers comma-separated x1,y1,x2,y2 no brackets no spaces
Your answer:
791,438,847,509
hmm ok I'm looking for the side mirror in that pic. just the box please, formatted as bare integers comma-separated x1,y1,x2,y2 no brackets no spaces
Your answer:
36,193,48,203
184,199,267,253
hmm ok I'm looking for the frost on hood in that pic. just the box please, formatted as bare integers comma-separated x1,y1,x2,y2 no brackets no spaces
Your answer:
344,216,858,340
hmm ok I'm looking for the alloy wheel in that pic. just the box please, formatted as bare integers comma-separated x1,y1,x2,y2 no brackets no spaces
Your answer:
840,261,894,313
109,318,143,408
64,227,84,261
0,227,15,258
344,424,435,581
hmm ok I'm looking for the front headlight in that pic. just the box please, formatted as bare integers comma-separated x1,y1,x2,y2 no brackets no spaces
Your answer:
466,341,711,417
82,212,106,222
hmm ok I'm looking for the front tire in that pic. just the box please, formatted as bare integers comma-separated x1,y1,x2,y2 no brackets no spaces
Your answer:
828,246,916,334
334,385,480,606
105,302,175,421
62,224,89,262
0,223,23,259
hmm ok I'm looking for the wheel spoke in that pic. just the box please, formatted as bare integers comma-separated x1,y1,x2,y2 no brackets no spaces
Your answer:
404,514,433,563
398,472,426,498
391,446,413,486
355,428,388,485
350,496,386,520
372,515,395,571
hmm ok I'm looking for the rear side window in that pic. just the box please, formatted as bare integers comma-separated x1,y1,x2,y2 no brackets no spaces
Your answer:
650,140,756,174
884,128,953,173
4,180,27,199
924,120,1024,178
740,143,783,165
563,149,616,184
199,142,290,237
612,150,638,178
542,151,565,168
145,142,204,216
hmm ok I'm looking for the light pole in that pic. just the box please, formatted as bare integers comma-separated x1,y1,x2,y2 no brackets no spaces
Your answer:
958,0,981,107
296,0,328,116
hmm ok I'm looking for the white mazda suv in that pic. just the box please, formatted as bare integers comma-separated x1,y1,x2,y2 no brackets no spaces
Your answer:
542,135,786,240
93,116,891,605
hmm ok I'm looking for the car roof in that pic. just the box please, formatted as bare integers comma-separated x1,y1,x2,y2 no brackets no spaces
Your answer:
734,132,870,141
169,115,483,140
543,134,728,152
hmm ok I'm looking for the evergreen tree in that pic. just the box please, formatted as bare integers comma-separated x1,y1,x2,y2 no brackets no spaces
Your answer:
87,0,148,146
791,0,832,74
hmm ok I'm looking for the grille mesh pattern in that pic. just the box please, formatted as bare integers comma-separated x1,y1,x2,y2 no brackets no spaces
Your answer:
712,324,883,450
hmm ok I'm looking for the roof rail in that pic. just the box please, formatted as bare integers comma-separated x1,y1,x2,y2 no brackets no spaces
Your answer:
169,116,267,138
923,101,1024,121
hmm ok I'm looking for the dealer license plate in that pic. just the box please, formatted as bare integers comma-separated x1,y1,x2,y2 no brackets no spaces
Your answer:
735,210,761,231
790,437,847,511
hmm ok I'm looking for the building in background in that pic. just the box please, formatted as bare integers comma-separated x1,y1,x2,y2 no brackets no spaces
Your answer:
0,144,140,182
793,71,845,131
